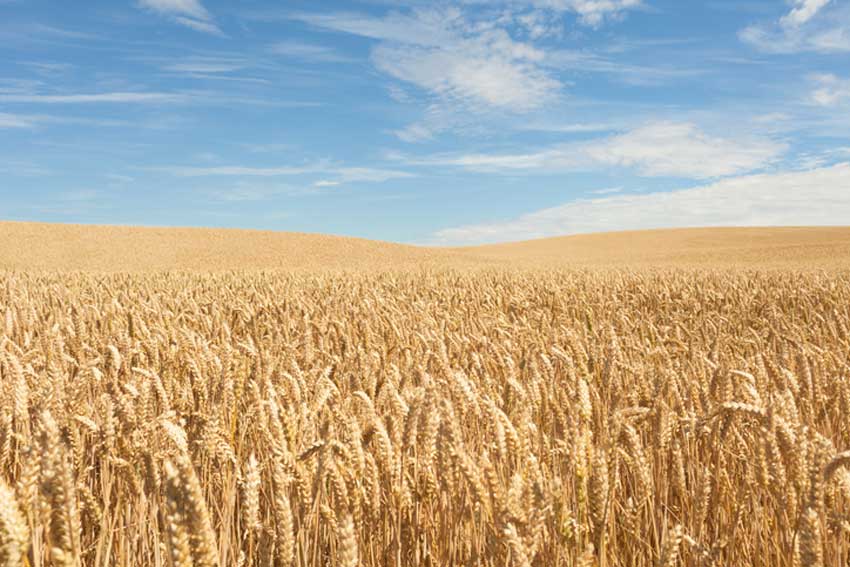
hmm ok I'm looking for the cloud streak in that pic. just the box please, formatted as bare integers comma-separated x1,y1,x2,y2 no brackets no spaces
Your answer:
431,163,850,245
269,41,352,62
402,122,786,180
155,164,415,183
0,92,187,104
137,0,223,35
0,113,37,129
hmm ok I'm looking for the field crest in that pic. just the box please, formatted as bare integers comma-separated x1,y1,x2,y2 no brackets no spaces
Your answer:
2,222,850,271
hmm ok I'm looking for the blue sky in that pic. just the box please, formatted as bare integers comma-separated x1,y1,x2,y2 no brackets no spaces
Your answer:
1,0,849,244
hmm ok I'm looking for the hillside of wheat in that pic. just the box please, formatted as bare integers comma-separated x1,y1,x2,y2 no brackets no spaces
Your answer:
3,222,850,271
1,223,850,566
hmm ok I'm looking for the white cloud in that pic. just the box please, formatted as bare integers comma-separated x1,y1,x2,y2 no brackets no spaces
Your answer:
210,185,298,202
20,61,74,76
373,40,557,111
0,92,186,104
431,163,850,245
59,190,99,202
292,10,454,46
138,0,210,21
590,186,623,195
0,91,302,109
740,0,850,52
395,121,437,143
780,0,832,28
172,16,221,35
0,159,52,177
582,122,785,178
269,41,351,62
532,0,643,26
518,122,619,134
335,168,414,183
0,112,121,130
162,165,316,177
0,113,37,129
405,122,786,179
137,0,222,35
162,57,247,74
157,164,415,183
292,3,652,141
810,73,850,106
297,8,560,112
545,49,701,85
105,174,134,184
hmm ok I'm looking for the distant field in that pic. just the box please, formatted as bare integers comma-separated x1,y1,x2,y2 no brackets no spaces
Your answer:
462,226,850,269
3,222,850,567
1,222,850,271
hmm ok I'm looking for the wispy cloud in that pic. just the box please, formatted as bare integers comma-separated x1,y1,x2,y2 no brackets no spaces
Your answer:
209,185,301,202
0,112,145,129
137,0,223,35
401,122,786,179
161,165,316,177
105,174,135,184
0,78,45,95
530,0,644,27
295,8,561,112
781,0,833,28
0,23,99,42
155,164,415,183
740,0,850,53
590,186,624,195
161,56,249,74
0,92,187,104
290,5,688,142
431,162,850,244
546,49,702,85
335,167,415,183
18,61,75,76
581,122,785,178
59,190,99,202
0,90,310,108
0,159,53,177
269,40,353,62
809,73,850,106
0,112,37,129
518,122,620,134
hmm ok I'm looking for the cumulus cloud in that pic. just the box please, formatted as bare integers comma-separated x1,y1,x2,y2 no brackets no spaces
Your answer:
137,0,222,35
431,163,850,245
405,122,786,179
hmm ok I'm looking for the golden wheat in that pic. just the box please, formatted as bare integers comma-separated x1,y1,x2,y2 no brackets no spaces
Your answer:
1,265,850,566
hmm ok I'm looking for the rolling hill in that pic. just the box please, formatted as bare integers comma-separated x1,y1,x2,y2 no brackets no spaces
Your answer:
1,221,849,271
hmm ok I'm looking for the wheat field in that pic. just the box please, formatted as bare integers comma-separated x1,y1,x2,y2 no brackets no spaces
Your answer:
2,224,850,566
